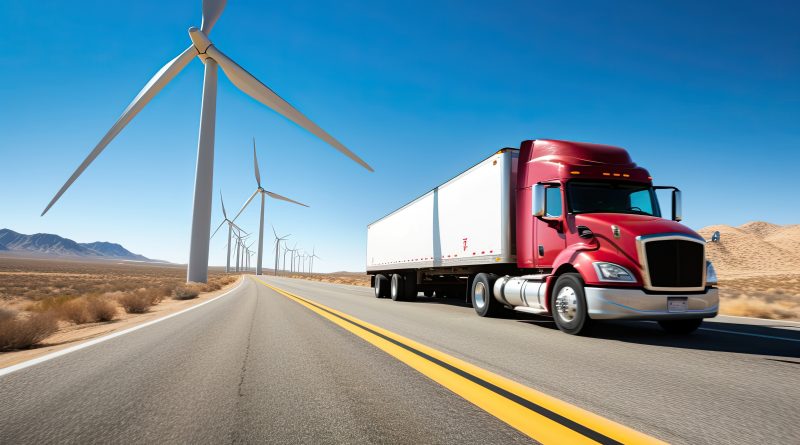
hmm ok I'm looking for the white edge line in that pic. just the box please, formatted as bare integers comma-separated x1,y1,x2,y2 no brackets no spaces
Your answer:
0,277,247,378
698,327,800,343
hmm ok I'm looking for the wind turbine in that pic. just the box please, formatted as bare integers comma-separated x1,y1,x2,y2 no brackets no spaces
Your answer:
231,139,307,276
310,248,320,275
282,244,291,273
234,231,249,272
40,0,373,284
211,190,245,273
272,226,290,276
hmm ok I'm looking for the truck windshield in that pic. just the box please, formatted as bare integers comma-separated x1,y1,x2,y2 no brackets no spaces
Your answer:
567,181,660,216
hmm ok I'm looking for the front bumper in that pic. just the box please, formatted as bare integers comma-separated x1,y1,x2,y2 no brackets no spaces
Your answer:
584,286,718,320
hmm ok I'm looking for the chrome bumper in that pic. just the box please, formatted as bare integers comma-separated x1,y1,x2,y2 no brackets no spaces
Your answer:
584,287,718,320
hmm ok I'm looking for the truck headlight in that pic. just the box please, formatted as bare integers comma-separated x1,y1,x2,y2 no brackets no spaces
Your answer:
706,261,718,285
593,262,636,282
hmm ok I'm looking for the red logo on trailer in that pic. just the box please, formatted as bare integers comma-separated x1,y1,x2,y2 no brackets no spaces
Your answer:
463,238,468,251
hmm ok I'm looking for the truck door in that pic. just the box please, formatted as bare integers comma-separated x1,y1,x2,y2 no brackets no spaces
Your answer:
534,185,567,267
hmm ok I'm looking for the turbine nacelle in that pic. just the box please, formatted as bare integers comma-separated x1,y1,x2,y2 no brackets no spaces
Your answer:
188,27,214,59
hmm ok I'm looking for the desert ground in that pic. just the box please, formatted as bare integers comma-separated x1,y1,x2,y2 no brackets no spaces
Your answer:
0,256,239,354
699,221,800,320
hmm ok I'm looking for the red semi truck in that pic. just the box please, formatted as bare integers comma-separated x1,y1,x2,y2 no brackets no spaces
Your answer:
366,139,719,335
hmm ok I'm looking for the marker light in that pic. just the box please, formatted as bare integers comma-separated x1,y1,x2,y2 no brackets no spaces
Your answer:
570,171,581,175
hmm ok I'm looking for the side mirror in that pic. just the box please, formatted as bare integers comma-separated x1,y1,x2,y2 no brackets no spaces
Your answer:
532,184,545,217
672,190,682,222
711,231,720,242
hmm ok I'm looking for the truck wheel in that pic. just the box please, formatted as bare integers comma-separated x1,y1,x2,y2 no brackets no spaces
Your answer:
551,273,592,335
374,274,389,298
658,319,702,335
390,274,405,301
472,273,501,317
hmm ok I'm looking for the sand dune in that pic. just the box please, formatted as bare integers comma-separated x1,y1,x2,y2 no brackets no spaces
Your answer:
698,222,800,279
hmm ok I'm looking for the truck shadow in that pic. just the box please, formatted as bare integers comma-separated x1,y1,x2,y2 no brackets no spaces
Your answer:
517,317,800,359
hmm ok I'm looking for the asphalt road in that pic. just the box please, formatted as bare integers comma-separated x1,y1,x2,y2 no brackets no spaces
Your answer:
1,276,799,444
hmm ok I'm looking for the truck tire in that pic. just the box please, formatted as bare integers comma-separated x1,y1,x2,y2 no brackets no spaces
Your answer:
374,274,389,298
658,319,702,334
390,274,404,301
551,273,592,335
471,273,501,317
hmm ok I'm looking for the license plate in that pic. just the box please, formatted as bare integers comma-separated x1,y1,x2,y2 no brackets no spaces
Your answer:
667,297,688,313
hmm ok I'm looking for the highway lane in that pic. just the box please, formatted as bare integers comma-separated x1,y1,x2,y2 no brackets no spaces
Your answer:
1,276,798,444
256,276,800,445
0,277,530,444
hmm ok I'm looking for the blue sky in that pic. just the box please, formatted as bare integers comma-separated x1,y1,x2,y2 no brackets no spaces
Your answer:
1,0,798,271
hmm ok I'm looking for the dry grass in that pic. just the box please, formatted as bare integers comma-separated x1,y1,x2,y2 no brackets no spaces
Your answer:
0,257,239,348
0,309,58,351
718,274,800,320
284,272,370,287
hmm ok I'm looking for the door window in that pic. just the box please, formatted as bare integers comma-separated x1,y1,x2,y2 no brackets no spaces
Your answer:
545,187,562,218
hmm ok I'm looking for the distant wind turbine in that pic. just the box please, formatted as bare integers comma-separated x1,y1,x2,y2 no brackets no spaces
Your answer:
310,247,320,275
272,226,290,276
40,0,373,284
231,139,307,276
211,190,246,273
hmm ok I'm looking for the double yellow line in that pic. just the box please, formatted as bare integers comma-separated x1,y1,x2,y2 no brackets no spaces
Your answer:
254,278,664,445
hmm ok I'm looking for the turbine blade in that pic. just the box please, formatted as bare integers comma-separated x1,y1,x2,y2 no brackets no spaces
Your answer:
210,219,226,239
271,224,278,239
253,137,262,187
201,0,227,34
42,46,196,216
207,45,374,172
265,191,309,207
219,189,228,219
231,189,259,222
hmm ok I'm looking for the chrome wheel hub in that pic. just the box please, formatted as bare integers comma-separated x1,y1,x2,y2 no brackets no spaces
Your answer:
474,282,486,309
555,286,578,323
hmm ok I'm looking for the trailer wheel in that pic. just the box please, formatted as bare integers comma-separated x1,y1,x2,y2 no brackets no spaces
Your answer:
551,273,592,335
658,319,702,335
374,274,389,298
472,273,501,317
390,274,404,301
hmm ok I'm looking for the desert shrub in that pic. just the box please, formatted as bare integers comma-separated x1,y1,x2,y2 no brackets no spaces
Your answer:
0,311,58,351
58,298,92,324
172,283,202,300
116,289,163,314
86,296,118,322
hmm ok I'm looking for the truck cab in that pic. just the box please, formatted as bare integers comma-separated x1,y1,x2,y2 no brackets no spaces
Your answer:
499,139,718,334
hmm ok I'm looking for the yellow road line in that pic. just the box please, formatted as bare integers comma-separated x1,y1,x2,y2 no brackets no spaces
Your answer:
254,277,665,445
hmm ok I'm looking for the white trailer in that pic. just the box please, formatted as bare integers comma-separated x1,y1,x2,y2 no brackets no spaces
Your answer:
367,149,519,300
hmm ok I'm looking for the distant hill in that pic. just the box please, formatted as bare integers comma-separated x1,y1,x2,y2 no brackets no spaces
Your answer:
698,221,800,279
0,229,151,262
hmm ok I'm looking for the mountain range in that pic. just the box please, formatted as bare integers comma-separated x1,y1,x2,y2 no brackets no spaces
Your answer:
0,229,151,262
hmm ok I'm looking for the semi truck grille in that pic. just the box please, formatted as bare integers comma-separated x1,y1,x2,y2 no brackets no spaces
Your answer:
643,239,704,289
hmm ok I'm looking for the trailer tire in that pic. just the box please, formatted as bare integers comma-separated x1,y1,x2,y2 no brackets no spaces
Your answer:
472,273,501,317
374,274,389,298
551,273,592,335
658,319,702,335
390,274,405,301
